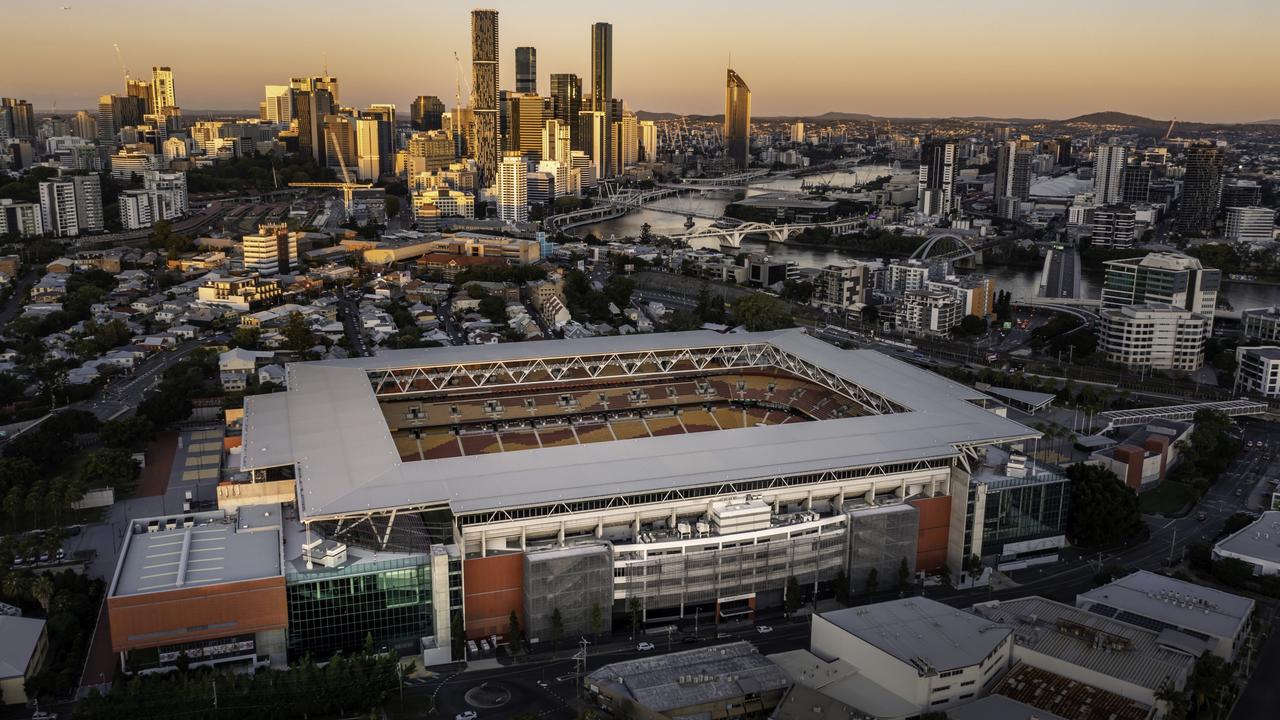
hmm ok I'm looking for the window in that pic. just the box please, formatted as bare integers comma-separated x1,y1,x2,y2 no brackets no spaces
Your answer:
960,680,975,687
932,686,951,693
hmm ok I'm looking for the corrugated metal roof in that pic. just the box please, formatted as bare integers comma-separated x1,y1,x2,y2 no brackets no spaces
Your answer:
241,329,1039,521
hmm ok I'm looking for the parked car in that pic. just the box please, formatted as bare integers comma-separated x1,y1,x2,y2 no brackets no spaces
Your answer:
455,712,477,720
636,642,654,651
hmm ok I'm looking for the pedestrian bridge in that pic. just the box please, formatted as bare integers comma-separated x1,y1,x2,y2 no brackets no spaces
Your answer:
1097,399,1269,431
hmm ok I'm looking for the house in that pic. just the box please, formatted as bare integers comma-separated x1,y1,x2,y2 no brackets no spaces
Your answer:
170,324,200,340
136,334,179,351
0,616,48,706
258,364,286,386
130,294,167,315
219,347,276,391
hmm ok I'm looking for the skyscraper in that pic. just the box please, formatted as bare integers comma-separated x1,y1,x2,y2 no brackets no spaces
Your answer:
724,68,751,169
994,138,1034,217
1092,143,1127,205
38,174,103,237
542,119,572,167
97,94,146,144
151,66,176,112
1176,144,1225,236
471,9,500,187
264,85,294,124
577,109,607,182
638,120,658,162
550,73,583,146
71,110,96,140
590,23,614,178
917,139,956,217
508,93,545,160
296,89,334,165
497,152,528,223
411,95,445,131
0,99,34,140
516,47,537,94
126,79,153,113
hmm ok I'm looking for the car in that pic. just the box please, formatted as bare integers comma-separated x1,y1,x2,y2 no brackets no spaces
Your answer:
1235,488,1244,496
636,641,654,651
681,636,699,644
1196,512,1207,521
32,712,58,720
55,548,65,561
756,625,773,634
455,712,477,720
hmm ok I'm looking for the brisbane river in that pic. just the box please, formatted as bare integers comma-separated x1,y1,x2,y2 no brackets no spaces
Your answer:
580,167,1280,309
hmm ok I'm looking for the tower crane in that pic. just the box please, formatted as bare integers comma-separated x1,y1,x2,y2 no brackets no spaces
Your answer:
288,130,372,220
113,43,129,84
1163,117,1177,141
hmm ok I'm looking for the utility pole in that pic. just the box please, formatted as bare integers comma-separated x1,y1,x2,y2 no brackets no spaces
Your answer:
1169,527,1178,566
574,637,590,700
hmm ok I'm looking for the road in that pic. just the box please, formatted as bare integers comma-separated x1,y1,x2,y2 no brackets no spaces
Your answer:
1038,245,1082,299
86,334,228,421
0,267,38,327
337,295,372,356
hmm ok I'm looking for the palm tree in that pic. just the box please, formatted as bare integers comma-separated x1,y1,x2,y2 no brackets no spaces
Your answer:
3,571,31,601
30,574,54,613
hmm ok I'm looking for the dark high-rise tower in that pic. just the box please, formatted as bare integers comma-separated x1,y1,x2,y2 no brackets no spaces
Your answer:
917,138,956,216
296,89,334,165
724,68,751,169
516,47,537,94
1176,144,1225,236
411,95,445,131
550,73,582,147
591,22,613,178
471,9,500,186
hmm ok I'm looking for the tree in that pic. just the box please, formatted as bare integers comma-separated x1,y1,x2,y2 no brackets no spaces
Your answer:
508,610,521,645
384,195,401,220
77,448,140,493
231,326,261,350
958,314,988,336
1065,463,1144,546
731,293,793,331
628,597,642,637
550,608,565,645
897,558,912,592
780,279,813,303
590,601,604,637
283,312,315,353
1188,652,1231,714
865,567,879,595
30,574,53,613
784,576,802,617
99,416,156,450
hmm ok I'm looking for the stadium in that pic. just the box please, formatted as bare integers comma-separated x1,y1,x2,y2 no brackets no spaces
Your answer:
108,329,1045,670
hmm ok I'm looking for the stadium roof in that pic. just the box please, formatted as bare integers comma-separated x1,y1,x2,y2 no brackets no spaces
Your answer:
242,330,1039,521
818,597,1010,673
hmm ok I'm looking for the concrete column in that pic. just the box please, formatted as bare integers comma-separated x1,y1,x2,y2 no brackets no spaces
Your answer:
558,521,565,546
836,489,845,511
520,526,527,551
669,508,677,528
805,490,813,511
864,487,875,505
480,532,487,557
633,513,641,539
596,519,603,538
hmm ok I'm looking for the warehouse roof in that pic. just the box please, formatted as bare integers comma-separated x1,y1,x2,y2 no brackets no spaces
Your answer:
1077,570,1254,644
242,330,1039,521
1213,510,1280,565
818,597,1010,674
970,596,1193,693
586,641,790,713
110,511,283,597
0,616,44,680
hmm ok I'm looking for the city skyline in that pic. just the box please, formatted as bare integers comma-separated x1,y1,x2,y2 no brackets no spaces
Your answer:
3,0,1279,123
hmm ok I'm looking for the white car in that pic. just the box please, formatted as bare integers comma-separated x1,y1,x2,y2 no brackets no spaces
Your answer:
756,625,773,634
456,712,478,720
636,641,655,651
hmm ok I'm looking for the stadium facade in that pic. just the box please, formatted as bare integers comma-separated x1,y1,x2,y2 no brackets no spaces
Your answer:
109,330,1046,669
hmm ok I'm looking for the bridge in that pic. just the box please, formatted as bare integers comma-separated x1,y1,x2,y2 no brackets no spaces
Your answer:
657,168,772,190
543,185,720,232
1097,399,1269,431
1013,296,1241,322
665,216,865,249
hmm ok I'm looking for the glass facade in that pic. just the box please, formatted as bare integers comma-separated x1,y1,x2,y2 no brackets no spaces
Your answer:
286,557,433,659
978,474,1069,552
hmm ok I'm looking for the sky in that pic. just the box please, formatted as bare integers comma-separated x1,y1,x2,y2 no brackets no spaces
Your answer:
2,0,1279,123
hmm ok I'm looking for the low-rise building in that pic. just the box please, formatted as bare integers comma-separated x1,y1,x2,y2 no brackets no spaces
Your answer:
1242,306,1280,343
220,347,277,391
970,596,1193,714
1225,206,1275,243
812,263,870,313
584,642,790,720
895,289,961,336
799,598,1013,715
195,275,284,312
0,616,48,706
1213,510,1280,576
1089,421,1192,490
1098,303,1208,371
1234,345,1280,398
1077,570,1255,662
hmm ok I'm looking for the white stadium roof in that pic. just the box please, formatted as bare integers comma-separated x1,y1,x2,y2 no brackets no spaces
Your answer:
242,329,1038,521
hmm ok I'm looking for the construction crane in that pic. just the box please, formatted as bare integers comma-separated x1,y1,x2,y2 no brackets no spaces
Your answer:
113,42,129,83
288,130,372,220
1162,117,1177,141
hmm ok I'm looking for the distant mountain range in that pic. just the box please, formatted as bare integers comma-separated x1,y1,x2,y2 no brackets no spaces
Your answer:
635,109,1280,132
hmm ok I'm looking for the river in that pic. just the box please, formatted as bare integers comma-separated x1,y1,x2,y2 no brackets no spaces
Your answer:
578,166,1280,309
